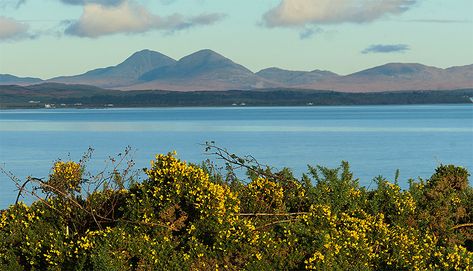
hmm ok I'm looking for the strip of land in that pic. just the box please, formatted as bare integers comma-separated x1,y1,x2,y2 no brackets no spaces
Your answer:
1,83,472,109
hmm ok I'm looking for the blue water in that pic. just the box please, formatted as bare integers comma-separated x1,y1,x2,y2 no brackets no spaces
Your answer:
1,105,472,208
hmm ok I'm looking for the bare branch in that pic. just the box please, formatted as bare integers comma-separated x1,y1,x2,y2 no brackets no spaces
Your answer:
203,142,280,181
256,218,301,230
238,212,309,217
451,223,473,230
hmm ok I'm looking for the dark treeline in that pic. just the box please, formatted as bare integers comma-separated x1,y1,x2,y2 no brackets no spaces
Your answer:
1,83,472,108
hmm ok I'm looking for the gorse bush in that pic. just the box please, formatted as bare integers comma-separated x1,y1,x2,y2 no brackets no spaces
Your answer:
1,146,472,270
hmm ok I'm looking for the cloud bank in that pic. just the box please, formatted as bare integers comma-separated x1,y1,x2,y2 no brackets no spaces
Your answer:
264,0,417,27
64,1,225,37
361,44,410,54
0,16,29,41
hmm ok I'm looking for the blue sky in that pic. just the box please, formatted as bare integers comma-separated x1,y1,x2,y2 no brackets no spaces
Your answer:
0,0,472,79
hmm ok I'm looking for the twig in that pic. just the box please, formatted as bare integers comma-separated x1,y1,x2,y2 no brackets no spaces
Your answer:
15,177,36,204
203,142,280,180
117,218,174,231
256,218,301,230
451,223,473,230
238,212,309,217
26,177,106,229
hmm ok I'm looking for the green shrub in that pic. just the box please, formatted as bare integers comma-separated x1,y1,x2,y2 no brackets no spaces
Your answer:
1,151,472,270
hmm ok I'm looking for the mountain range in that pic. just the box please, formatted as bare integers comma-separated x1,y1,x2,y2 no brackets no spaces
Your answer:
1,49,472,92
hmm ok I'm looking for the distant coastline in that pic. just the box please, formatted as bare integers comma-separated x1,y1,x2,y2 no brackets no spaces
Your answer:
1,83,472,109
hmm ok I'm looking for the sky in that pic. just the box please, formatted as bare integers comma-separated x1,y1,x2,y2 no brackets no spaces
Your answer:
0,0,472,79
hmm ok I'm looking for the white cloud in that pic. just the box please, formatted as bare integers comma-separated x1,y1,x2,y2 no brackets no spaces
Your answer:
263,0,417,27
0,16,29,41
65,2,158,37
65,1,225,37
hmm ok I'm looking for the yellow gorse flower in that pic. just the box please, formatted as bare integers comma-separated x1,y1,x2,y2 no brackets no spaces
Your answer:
45,161,83,194
144,152,240,221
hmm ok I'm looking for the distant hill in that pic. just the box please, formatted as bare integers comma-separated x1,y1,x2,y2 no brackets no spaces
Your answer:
49,50,176,88
301,63,473,92
1,49,472,92
133,49,276,91
0,74,43,85
256,67,339,86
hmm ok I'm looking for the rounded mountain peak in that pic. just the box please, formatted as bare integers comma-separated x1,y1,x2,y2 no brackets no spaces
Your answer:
120,49,176,67
178,49,229,64
168,49,251,75
352,63,438,77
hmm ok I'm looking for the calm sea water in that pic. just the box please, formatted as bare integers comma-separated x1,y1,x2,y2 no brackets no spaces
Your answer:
1,105,472,208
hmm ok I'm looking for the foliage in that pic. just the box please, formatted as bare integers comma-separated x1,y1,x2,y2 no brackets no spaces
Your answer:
1,146,472,270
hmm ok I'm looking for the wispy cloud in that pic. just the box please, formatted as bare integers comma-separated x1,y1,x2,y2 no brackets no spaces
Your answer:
299,27,322,40
64,1,225,38
403,19,472,23
15,0,26,8
263,0,417,27
0,16,31,41
6,0,126,8
361,44,410,54
160,0,177,4
0,0,26,9
60,0,126,6
165,13,226,34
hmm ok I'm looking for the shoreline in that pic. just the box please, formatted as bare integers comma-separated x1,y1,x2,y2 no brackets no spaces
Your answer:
1,88,472,109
